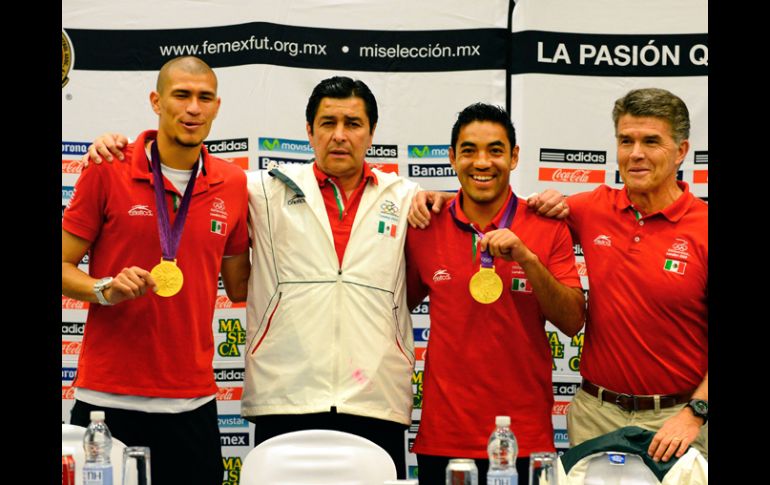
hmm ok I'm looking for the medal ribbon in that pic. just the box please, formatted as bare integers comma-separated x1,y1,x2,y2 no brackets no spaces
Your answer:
150,141,200,261
449,192,518,268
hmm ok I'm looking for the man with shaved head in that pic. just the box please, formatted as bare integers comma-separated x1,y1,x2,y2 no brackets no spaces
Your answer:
62,56,250,485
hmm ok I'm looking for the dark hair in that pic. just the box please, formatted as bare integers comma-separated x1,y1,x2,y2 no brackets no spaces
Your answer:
450,103,516,150
305,76,378,133
612,88,690,143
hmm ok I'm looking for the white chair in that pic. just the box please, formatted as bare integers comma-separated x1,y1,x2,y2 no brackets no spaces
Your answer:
240,429,397,485
62,423,128,485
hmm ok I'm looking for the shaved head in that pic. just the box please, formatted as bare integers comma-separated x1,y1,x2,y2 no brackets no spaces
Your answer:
156,56,217,94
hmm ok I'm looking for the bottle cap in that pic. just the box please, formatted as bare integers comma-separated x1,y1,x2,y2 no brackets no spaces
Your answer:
90,410,105,421
495,415,510,427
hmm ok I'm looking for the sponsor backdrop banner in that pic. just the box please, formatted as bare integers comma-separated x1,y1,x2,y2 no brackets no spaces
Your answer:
63,0,706,481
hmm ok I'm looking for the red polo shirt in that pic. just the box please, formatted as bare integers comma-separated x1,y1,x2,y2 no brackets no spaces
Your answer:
313,162,377,266
63,130,249,398
567,182,708,395
406,189,581,458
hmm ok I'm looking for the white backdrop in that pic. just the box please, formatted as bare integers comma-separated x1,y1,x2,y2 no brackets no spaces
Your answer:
62,1,707,482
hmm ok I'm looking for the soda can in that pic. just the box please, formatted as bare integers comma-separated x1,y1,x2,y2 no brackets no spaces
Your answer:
62,452,75,485
446,458,478,485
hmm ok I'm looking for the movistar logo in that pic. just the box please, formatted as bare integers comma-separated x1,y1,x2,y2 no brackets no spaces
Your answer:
262,138,280,150
259,137,313,154
408,144,450,159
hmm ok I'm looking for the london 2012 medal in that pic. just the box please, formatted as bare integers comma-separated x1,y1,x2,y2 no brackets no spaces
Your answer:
150,259,184,297
469,266,503,304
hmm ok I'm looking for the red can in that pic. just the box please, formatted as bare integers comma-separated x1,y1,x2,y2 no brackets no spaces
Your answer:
62,453,75,485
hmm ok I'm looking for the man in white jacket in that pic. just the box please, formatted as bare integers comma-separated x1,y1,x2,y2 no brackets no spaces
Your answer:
83,76,419,477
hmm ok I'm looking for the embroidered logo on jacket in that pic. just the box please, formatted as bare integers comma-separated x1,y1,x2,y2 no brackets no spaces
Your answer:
665,238,690,260
432,269,452,282
211,220,228,236
377,200,400,238
287,194,306,206
210,197,228,218
593,235,612,247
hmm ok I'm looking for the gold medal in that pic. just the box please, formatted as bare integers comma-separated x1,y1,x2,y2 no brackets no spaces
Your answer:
469,266,503,304
150,259,184,297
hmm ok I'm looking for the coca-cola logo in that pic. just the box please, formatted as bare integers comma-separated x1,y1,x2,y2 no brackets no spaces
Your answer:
62,341,82,355
62,386,76,400
214,295,246,309
552,401,571,415
62,296,88,309
576,262,587,277
216,387,243,401
553,169,590,183
539,167,604,184
61,160,84,174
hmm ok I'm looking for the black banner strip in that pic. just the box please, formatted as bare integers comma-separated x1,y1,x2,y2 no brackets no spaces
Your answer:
65,22,507,73
511,31,708,77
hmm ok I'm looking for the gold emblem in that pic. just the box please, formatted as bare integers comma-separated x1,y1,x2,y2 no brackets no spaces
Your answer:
469,267,503,304
62,31,73,88
150,259,184,297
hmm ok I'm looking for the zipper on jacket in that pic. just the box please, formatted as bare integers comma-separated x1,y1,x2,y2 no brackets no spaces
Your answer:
250,292,282,355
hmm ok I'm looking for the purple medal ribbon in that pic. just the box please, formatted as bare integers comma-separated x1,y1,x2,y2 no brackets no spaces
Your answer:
448,192,518,268
150,141,199,262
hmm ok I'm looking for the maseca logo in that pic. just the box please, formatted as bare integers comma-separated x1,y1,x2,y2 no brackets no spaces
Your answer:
539,148,606,164
412,370,424,409
222,456,242,485
217,319,246,357
540,168,605,184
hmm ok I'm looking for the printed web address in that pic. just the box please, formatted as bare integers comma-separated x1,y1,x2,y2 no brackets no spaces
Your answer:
160,36,327,57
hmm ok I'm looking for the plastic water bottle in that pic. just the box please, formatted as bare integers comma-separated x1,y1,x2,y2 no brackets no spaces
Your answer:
487,415,518,485
82,410,114,485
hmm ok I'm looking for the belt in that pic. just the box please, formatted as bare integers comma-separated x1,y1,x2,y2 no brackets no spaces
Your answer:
580,379,692,412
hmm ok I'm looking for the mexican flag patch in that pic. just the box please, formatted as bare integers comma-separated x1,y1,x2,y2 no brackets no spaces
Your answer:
663,259,686,275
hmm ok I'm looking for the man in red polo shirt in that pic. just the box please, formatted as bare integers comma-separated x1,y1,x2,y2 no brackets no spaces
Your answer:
62,56,250,485
527,88,708,463
406,103,585,484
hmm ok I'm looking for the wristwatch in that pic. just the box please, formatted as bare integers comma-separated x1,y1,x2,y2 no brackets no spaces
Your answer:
686,399,708,424
93,277,114,306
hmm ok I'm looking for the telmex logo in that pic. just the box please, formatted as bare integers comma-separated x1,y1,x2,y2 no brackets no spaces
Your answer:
62,159,84,174
259,137,313,153
214,368,245,382
204,138,248,154
215,295,246,309
258,156,310,169
220,433,249,447
408,145,450,159
218,414,248,428
575,262,587,277
62,142,89,156
539,148,606,164
62,296,88,309
216,387,244,401
693,170,708,184
540,168,605,184
408,164,456,177
62,322,85,335
615,170,682,184
552,401,571,416
413,328,430,342
62,367,77,381
62,340,82,355
367,145,398,158
694,151,708,164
